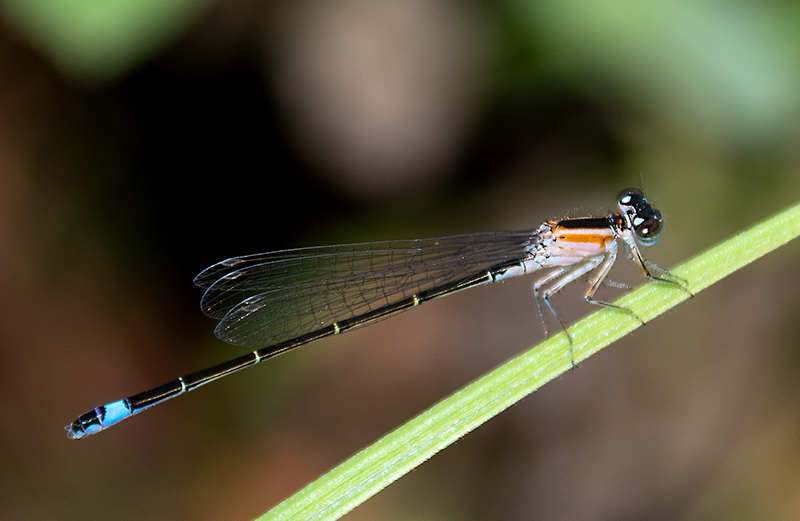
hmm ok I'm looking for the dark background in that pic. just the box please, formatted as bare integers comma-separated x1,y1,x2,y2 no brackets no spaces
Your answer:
1,0,800,520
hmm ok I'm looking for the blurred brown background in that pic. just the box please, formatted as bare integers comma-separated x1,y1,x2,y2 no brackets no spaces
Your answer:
1,0,800,520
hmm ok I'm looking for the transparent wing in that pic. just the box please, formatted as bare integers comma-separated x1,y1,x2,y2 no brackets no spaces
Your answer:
194,231,538,348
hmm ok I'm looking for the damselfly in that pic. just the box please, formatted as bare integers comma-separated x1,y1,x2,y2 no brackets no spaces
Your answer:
66,188,682,439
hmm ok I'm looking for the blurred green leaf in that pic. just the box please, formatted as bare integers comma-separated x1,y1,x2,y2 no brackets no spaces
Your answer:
1,0,216,81
504,0,800,145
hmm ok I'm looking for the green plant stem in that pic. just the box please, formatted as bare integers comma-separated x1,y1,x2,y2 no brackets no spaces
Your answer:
260,200,800,521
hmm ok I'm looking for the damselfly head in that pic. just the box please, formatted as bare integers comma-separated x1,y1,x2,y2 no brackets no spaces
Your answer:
617,188,663,247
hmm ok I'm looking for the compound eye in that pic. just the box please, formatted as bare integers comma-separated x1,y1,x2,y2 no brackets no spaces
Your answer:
617,188,644,207
634,216,663,246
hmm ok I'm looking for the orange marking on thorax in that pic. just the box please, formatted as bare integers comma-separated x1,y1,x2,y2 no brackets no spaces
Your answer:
552,224,615,248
